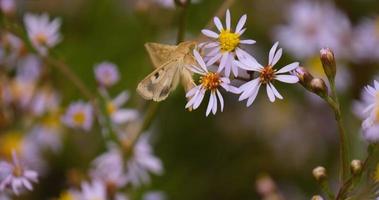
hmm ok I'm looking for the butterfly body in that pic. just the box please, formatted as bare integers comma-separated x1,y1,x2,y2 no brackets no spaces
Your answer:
137,41,197,102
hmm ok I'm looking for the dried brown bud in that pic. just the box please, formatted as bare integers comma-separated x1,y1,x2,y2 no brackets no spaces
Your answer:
294,66,314,89
312,166,327,182
311,195,324,200
310,78,328,97
320,48,336,81
350,159,363,175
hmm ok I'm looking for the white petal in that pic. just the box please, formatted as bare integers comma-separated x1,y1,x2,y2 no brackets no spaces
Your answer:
206,93,214,116
266,84,275,102
235,14,247,33
201,29,219,39
212,92,218,114
246,84,260,107
206,53,222,66
275,75,299,83
276,62,299,74
193,50,207,71
218,53,229,72
271,48,282,66
193,88,206,109
213,17,223,32
226,9,231,30
268,42,279,65
269,83,283,99
240,39,256,44
216,90,224,112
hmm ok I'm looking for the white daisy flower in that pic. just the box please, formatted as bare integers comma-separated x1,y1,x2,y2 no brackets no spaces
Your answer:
185,50,238,116
201,9,256,77
62,101,93,131
0,151,38,195
274,1,352,60
24,13,62,56
354,81,379,142
105,91,139,124
94,62,120,87
90,144,127,188
235,42,299,106
126,134,163,187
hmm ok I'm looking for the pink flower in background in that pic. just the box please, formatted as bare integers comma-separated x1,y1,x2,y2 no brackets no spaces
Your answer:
62,101,93,131
24,13,62,55
94,62,120,87
0,151,38,195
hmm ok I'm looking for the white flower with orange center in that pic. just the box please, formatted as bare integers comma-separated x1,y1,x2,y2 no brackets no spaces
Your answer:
0,151,38,195
185,50,238,116
62,101,93,131
355,80,379,142
24,13,61,56
201,9,256,77
235,42,299,106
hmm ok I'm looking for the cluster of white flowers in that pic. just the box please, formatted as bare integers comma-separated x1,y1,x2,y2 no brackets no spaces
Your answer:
188,10,299,116
354,80,379,142
274,1,379,63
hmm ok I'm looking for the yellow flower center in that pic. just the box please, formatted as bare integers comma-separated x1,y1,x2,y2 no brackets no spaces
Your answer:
12,165,23,177
106,102,116,115
73,111,86,125
259,66,276,84
218,30,240,52
0,132,23,159
35,33,48,45
200,72,221,91
59,191,75,200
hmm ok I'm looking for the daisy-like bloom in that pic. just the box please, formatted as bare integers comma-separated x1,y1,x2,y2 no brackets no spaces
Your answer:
352,17,379,62
62,101,93,131
0,151,38,195
201,9,256,77
235,42,299,106
354,81,379,142
105,91,139,124
94,62,120,87
274,1,352,60
90,144,127,189
185,50,237,116
24,13,61,56
126,134,163,187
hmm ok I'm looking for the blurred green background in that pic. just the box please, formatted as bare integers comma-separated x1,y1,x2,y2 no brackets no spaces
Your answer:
7,0,379,199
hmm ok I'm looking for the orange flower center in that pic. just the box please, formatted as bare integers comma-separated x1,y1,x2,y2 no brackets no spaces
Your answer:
200,72,221,90
259,66,276,84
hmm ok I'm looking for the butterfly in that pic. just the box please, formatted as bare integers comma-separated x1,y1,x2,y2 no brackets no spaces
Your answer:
137,41,197,102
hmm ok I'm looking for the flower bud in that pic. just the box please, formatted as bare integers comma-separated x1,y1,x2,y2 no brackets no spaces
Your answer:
294,66,314,89
320,48,336,81
350,159,363,175
311,195,324,200
310,78,328,98
312,166,327,182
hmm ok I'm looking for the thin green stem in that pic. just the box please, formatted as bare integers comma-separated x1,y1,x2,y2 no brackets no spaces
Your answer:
328,79,350,183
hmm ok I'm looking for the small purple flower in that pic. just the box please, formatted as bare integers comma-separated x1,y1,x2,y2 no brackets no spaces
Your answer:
62,101,93,131
94,62,120,87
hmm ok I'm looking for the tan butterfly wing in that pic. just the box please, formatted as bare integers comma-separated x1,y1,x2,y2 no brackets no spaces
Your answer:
137,58,182,102
145,43,177,69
